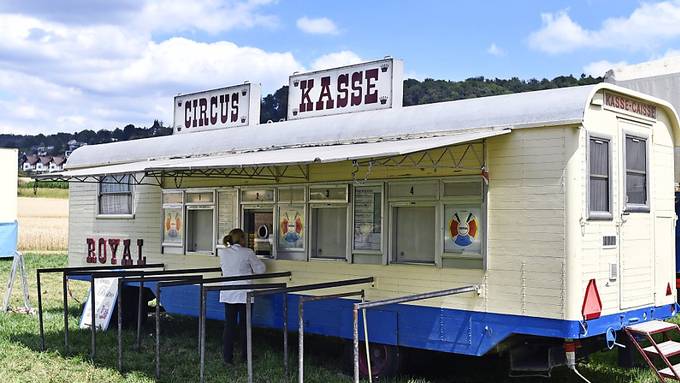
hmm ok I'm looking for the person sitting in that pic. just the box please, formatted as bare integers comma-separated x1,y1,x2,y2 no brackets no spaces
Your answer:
218,228,266,365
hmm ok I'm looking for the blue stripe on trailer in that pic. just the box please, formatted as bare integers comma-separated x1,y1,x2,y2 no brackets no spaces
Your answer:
66,276,679,356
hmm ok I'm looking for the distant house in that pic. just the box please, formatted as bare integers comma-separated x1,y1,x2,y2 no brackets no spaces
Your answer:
65,139,85,157
22,155,39,172
49,155,66,172
36,156,51,172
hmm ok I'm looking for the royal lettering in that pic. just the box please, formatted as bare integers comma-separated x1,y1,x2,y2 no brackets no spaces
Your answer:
84,237,143,265
86,238,96,263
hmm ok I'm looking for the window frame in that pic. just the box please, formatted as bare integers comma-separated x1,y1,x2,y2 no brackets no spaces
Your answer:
388,201,441,267
623,131,650,213
309,202,351,262
97,174,134,218
161,190,185,249
351,183,385,258
586,133,614,220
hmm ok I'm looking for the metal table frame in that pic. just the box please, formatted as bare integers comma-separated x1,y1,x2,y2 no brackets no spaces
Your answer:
246,276,375,383
35,263,165,353
156,271,291,381
65,266,222,360
351,285,480,383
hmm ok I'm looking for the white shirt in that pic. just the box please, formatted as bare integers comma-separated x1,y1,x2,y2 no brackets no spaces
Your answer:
218,244,266,304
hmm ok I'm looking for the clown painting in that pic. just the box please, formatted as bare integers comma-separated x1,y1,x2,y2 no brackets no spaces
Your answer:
444,207,482,253
278,207,305,249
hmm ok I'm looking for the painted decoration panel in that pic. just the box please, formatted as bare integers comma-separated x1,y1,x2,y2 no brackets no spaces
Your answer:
278,206,305,250
163,208,183,245
444,206,482,254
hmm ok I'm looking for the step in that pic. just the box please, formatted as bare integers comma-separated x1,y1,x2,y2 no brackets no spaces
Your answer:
659,364,680,379
627,320,677,335
644,341,680,358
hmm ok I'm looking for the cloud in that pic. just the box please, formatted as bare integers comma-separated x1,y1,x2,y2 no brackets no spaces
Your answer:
296,16,339,35
0,7,304,134
582,60,628,77
529,1,680,54
486,43,505,57
311,51,362,70
0,0,279,34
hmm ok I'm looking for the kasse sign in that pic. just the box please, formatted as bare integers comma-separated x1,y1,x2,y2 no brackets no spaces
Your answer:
173,83,261,134
287,58,403,120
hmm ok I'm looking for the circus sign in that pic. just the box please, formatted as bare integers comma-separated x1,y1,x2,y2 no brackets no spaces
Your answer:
444,207,482,254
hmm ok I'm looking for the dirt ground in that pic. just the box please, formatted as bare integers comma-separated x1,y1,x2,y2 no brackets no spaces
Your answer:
17,197,68,251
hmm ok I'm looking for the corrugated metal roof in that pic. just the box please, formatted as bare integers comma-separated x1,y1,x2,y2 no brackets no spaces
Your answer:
67,85,602,170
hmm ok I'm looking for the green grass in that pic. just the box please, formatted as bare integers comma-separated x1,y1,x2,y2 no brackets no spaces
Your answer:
0,253,673,382
17,187,69,199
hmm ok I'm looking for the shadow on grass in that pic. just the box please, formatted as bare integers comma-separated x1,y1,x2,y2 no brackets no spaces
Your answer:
4,308,654,383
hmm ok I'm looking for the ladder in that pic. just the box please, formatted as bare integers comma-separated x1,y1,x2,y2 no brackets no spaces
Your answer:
625,320,680,381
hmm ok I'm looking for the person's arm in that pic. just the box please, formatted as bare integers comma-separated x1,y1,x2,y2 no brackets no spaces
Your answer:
247,250,266,274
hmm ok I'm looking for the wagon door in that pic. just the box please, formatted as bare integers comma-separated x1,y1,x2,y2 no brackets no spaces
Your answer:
619,124,654,310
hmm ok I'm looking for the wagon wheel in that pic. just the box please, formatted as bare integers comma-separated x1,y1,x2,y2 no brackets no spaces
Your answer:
348,342,401,379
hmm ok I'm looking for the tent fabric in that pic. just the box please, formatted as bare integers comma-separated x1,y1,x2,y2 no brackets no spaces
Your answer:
0,221,18,258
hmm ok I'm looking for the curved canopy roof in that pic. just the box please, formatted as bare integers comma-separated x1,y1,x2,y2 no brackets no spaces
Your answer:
65,83,679,171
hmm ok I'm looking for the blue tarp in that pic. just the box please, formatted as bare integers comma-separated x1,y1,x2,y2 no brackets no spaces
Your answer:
0,220,18,258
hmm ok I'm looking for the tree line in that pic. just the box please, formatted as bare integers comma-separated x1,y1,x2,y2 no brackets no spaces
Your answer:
0,74,602,154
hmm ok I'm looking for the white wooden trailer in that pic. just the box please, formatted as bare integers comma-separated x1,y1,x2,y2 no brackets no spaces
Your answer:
46,61,680,377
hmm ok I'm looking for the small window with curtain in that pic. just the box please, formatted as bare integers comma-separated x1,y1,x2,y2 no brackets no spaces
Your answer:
624,134,649,211
588,137,612,219
99,175,133,215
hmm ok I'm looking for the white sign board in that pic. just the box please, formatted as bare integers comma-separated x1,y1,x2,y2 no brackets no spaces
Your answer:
80,277,119,331
287,58,403,120
0,149,17,222
173,83,261,134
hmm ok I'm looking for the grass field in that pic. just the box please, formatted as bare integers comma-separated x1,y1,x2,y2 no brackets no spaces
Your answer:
0,253,672,383
17,197,68,251
17,187,69,199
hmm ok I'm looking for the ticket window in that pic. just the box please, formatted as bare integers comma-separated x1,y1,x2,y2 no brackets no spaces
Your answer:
311,207,348,260
243,209,273,257
186,208,214,253
392,206,436,264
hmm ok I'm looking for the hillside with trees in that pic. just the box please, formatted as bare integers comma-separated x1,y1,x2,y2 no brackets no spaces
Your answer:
0,74,602,154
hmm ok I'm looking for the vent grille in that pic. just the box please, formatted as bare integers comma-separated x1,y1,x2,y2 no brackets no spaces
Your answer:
603,235,617,247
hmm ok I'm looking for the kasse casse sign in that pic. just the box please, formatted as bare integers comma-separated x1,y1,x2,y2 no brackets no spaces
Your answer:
173,83,261,134
287,58,403,120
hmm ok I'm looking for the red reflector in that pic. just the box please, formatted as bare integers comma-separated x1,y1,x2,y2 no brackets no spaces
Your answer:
582,279,602,321
667,283,673,296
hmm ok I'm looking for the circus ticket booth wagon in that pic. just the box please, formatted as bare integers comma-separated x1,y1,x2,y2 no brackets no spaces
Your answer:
43,59,680,379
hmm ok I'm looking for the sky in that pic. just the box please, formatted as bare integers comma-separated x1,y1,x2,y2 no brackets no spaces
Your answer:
2,0,680,135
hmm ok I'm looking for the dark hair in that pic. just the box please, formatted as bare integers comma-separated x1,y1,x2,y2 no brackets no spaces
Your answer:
223,228,245,247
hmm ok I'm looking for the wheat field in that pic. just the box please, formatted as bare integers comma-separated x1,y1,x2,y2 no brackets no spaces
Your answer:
17,197,68,251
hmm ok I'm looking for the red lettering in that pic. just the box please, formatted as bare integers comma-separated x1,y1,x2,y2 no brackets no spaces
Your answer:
184,102,192,129
192,99,198,127
315,76,334,111
350,72,363,106
136,239,146,265
86,238,96,263
337,74,349,108
230,93,239,122
97,238,107,264
299,79,314,112
364,68,379,104
121,239,133,266
198,98,208,127
220,94,229,124
209,96,218,125
108,239,120,265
